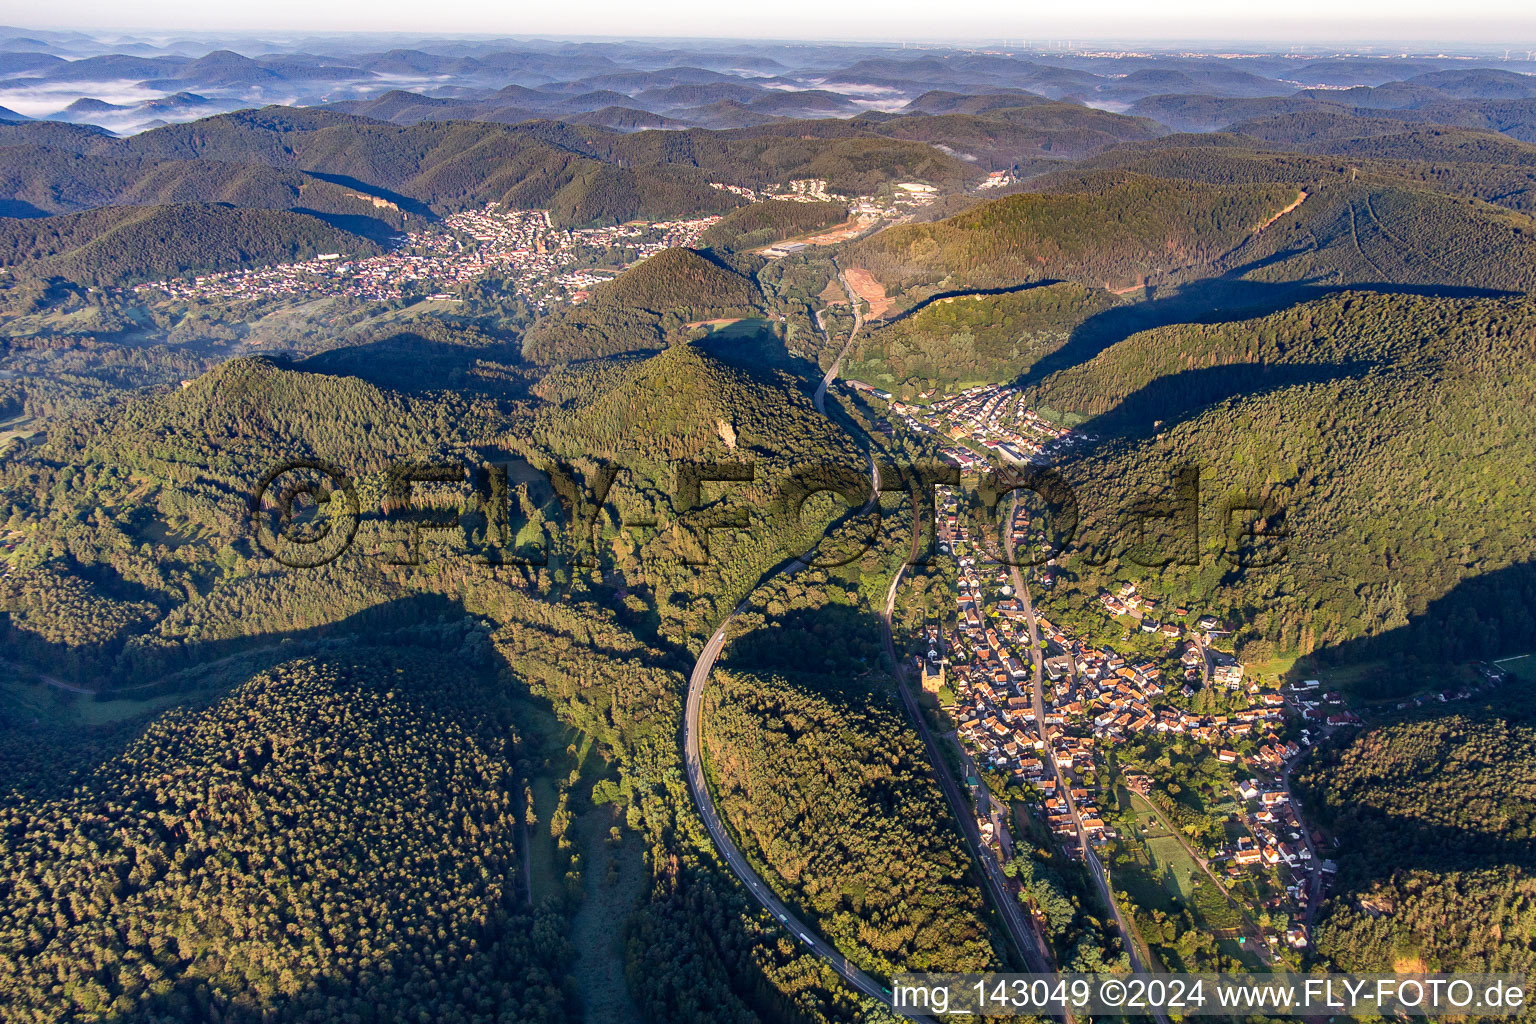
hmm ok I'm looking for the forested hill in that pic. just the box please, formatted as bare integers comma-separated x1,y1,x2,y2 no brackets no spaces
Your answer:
0,650,576,1023
850,169,1536,301
1042,291,1536,687
847,281,1122,390
0,334,913,1024
863,101,1167,164
39,357,503,499
0,203,384,286
698,199,847,251
703,667,998,975
1059,137,1536,213
850,173,1301,293
1026,289,1535,422
1,109,744,228
521,248,766,364
592,123,978,194
0,106,1013,227
1296,680,1536,977
1,339,860,679
536,340,854,468
1233,179,1536,292
0,143,410,232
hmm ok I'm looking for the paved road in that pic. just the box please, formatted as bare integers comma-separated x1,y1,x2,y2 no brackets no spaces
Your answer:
877,568,1064,985
684,610,927,1016
1001,499,1169,1023
680,406,930,1019
812,267,864,416
1280,769,1325,929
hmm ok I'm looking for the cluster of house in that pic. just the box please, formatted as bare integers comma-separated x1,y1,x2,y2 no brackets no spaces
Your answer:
1233,780,1311,868
708,175,945,224
885,384,1080,469
886,385,1377,959
935,508,1316,878
975,169,1017,191
847,181,944,219
1286,679,1365,728
708,178,952,259
764,177,843,203
708,181,762,201
135,204,720,310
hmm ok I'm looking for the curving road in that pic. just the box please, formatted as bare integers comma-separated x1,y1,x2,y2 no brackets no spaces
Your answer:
812,267,865,417
681,381,928,1018
684,608,930,1018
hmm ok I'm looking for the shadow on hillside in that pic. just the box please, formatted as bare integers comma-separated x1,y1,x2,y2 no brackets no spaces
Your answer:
694,317,819,381
877,279,1062,326
722,601,888,677
1301,779,1536,891
1287,559,1536,702
1066,359,1378,440
298,331,521,393
302,171,435,218
1010,275,1518,394
0,592,522,801
4,591,484,700
2,589,598,1021
0,198,50,218
1293,670,1536,891
297,207,407,244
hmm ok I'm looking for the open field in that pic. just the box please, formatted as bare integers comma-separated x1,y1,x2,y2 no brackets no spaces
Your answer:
0,673,220,730
842,267,894,319
1497,653,1536,682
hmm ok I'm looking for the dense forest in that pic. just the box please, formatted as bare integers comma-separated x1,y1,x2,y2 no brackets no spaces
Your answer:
702,666,998,976
1069,134,1536,212
0,104,996,239
847,282,1120,391
1297,678,1536,975
0,331,897,1023
851,172,1300,292
521,248,767,363
851,165,1536,300
6,64,1536,1024
14,109,746,227
1031,292,1536,689
0,649,576,1024
0,203,383,286
0,144,411,231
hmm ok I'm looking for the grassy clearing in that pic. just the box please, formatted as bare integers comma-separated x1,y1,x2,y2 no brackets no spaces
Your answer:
0,674,218,730
1497,653,1536,682
1145,834,1202,900
527,777,563,901
1121,794,1265,967
1246,653,1299,682
569,792,646,1023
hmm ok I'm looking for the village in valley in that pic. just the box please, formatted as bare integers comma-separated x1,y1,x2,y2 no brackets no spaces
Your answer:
130,177,958,314
858,374,1368,968
135,205,724,309
846,379,1084,471
861,367,1525,971
936,492,1333,962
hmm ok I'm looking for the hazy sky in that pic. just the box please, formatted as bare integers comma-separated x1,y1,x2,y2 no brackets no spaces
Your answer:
18,0,1536,46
